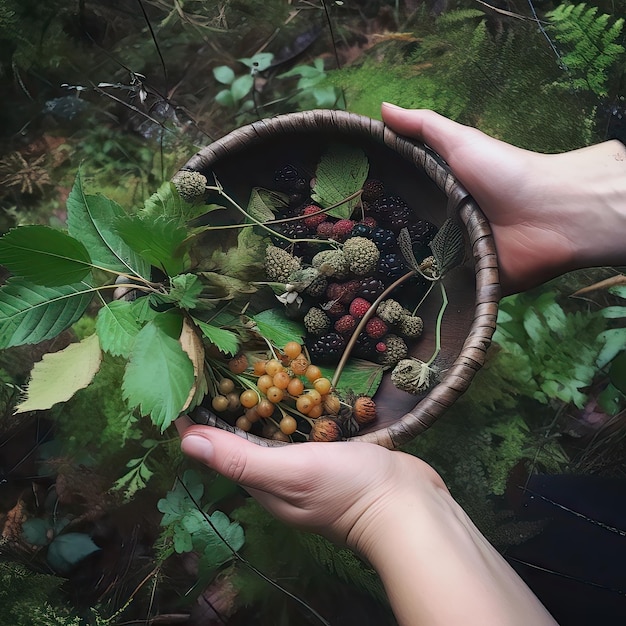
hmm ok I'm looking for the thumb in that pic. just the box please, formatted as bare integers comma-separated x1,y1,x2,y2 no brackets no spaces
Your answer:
381,103,478,164
176,420,291,490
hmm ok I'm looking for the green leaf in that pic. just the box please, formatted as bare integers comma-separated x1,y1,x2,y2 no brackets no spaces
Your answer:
608,285,626,300
166,274,203,310
320,358,384,397
122,314,195,431
114,214,189,276
47,533,100,573
22,518,52,546
158,469,204,525
0,225,92,286
205,226,266,282
215,89,235,108
598,382,626,415
143,181,206,222
246,187,288,223
252,309,305,347
231,74,253,102
429,217,465,274
600,306,626,319
597,328,626,368
239,52,274,71
194,318,239,356
183,509,244,568
96,299,143,357
311,144,369,219
0,278,93,348
213,65,235,85
609,350,626,394
66,172,151,278
15,333,102,412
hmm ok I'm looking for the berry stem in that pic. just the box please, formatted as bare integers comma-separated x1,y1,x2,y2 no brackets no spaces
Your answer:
425,281,448,367
330,270,417,389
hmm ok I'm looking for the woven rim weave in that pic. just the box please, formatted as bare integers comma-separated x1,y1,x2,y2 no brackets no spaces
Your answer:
182,110,500,449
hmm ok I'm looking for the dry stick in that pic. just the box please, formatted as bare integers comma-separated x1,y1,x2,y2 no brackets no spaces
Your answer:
330,269,416,389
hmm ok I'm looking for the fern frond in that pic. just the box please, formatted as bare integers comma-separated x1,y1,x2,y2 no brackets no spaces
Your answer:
547,2,625,96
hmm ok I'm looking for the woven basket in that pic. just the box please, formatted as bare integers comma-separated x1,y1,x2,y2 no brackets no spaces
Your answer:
180,110,500,449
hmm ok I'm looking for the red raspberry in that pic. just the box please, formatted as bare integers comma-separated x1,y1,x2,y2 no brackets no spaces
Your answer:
331,219,356,242
334,314,357,335
361,216,377,228
303,204,327,229
365,316,388,339
349,297,372,319
316,221,335,238
375,341,387,353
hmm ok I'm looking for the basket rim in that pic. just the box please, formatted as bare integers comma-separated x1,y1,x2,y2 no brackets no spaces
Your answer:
182,110,501,448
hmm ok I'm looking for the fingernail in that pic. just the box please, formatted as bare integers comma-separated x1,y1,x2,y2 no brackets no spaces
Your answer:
382,101,403,110
181,434,214,464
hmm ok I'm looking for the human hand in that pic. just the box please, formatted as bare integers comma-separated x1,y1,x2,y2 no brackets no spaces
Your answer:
382,104,626,294
175,415,446,550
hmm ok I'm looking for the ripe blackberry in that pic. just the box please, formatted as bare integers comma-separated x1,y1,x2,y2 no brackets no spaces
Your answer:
273,164,308,193
407,220,438,246
350,223,374,239
371,195,410,219
275,220,312,239
326,281,360,306
306,332,346,365
362,179,385,203
357,277,385,300
378,252,409,284
387,207,413,234
322,299,346,319
353,331,377,359
371,228,397,252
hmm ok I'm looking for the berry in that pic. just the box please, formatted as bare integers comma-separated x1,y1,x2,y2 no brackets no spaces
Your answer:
287,377,305,396
306,332,346,365
353,396,377,425
228,354,248,374
323,394,341,415
377,299,411,324
371,195,410,219
257,374,274,394
357,277,386,300
361,216,378,229
348,297,372,319
257,398,276,418
322,299,346,319
240,389,259,408
284,341,302,359
265,359,284,376
316,221,335,239
171,171,208,203
308,403,324,419
305,364,323,383
331,219,356,242
211,394,229,412
387,207,412,233
266,386,284,403
312,249,350,279
342,236,380,276
378,334,409,367
353,331,376,359
375,341,387,353
272,370,291,389
371,227,397,252
398,315,424,339
334,314,357,335
235,416,252,432
304,307,331,335
365,316,389,339
296,394,313,414
290,354,309,376
279,415,298,435
407,220,439,246
378,252,409,283
362,179,385,203
217,378,235,394
350,223,374,238
304,274,328,298
265,245,301,283
313,377,332,395
302,204,327,229
270,220,311,242
308,418,342,442
273,164,308,193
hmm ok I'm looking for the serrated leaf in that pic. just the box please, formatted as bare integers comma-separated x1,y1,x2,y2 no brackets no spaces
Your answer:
0,278,94,348
205,227,266,282
67,172,151,278
198,271,257,301
252,309,305,347
180,317,205,410
0,225,92,286
114,214,189,276
320,358,384,397
194,318,239,356
143,181,208,223
47,533,100,573
398,227,420,271
246,187,288,223
15,333,102,412
183,509,244,568
311,144,369,219
122,314,195,431
96,299,143,357
166,274,203,310
429,217,465,274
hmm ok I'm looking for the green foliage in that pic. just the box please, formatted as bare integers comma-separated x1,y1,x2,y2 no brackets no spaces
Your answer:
547,2,625,97
494,291,605,408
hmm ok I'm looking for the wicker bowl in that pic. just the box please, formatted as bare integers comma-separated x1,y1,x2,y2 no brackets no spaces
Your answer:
181,110,500,449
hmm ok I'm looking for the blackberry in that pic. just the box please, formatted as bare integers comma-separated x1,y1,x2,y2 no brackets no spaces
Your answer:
353,331,377,359
306,332,346,365
273,164,308,193
371,195,410,219
362,179,385,203
350,223,374,239
387,207,413,234
378,252,409,284
357,277,386,300
407,220,439,246
371,228,397,252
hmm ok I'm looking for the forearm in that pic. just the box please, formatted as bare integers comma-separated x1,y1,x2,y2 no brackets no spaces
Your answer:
349,483,557,626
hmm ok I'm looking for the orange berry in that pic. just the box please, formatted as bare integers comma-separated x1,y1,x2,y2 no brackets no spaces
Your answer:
245,407,261,423
287,377,305,397
305,365,322,383
227,392,241,411
211,394,229,412
279,415,298,435
253,360,267,376
240,389,259,408
218,378,235,394
306,389,322,405
257,374,274,394
296,395,313,414
313,377,332,395
272,371,291,389
290,354,309,376
235,416,252,432
265,359,284,376
257,399,276,418
284,341,302,359
308,404,323,419
266,386,284,403
228,353,248,374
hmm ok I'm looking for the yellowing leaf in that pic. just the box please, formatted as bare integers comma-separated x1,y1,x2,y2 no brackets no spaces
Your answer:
15,333,102,412
180,317,205,411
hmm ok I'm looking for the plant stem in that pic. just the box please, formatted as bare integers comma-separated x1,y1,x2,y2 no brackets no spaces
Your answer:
425,281,448,367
